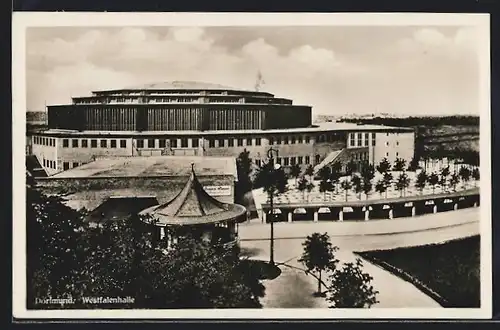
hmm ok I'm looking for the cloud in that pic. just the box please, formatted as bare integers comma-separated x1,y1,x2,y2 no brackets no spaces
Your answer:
26,26,479,117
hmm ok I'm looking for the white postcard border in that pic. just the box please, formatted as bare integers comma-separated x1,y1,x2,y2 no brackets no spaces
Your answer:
12,12,492,320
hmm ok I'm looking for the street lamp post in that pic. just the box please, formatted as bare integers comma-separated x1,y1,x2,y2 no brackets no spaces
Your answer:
267,147,279,266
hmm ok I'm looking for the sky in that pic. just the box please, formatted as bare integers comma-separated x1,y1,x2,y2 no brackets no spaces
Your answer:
26,25,480,116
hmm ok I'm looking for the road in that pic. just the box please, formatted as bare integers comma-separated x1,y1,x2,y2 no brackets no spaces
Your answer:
239,208,480,308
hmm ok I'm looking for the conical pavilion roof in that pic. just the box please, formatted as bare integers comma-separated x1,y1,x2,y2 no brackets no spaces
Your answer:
139,163,246,226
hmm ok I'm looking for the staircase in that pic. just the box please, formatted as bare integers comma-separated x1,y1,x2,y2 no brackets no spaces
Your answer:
314,149,345,174
26,155,48,178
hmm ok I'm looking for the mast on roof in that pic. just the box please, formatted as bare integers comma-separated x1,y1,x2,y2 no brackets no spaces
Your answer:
254,70,265,92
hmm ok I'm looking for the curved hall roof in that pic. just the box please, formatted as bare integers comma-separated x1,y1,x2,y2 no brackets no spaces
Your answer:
116,81,253,92
138,163,246,226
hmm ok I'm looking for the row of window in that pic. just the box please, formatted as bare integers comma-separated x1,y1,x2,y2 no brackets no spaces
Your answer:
207,137,262,148
62,138,128,149
42,158,57,169
33,136,56,147
385,152,400,158
269,135,311,145
76,97,247,105
348,132,376,148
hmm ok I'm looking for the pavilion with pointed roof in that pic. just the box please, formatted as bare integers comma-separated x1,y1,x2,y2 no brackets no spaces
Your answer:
138,163,246,248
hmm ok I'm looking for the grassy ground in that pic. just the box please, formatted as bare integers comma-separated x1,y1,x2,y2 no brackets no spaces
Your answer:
356,235,480,308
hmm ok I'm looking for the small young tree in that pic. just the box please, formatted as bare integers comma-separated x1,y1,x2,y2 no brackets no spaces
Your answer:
427,172,439,194
340,178,352,202
360,164,375,200
290,163,302,187
382,172,393,198
459,166,471,190
351,174,363,200
439,166,450,193
319,178,332,201
330,162,342,194
298,233,339,296
297,176,308,201
327,258,379,308
375,179,386,198
393,157,406,173
305,164,314,182
471,168,480,187
394,172,410,197
306,181,315,201
345,160,357,177
415,170,428,195
449,172,460,192
362,178,373,200
376,158,391,176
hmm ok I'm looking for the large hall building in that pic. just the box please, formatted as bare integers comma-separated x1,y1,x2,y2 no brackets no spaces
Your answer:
30,81,415,176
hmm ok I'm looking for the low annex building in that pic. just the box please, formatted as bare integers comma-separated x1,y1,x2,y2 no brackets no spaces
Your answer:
36,156,239,215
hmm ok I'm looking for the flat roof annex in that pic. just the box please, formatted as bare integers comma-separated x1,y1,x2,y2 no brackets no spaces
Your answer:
49,156,238,180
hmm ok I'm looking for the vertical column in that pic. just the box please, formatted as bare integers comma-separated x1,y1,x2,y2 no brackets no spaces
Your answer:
474,202,478,207
313,211,319,222
388,209,393,219
160,227,165,240
338,211,344,222
433,205,438,213
288,212,293,223
364,210,369,221
262,211,266,224
454,203,458,211
412,206,416,217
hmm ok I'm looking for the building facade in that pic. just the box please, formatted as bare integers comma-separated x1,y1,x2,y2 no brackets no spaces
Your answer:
30,81,415,176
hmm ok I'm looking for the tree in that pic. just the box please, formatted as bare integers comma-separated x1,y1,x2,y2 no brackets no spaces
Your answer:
345,160,357,177
393,158,406,173
439,166,450,192
360,164,375,200
255,162,288,265
329,162,342,194
319,179,332,201
326,258,379,308
306,181,315,201
290,163,302,187
415,171,428,195
382,172,393,198
376,158,391,175
305,164,314,181
375,179,386,198
427,172,439,194
26,177,88,309
236,149,252,189
450,172,460,192
459,167,471,190
407,156,420,172
340,178,352,202
351,174,363,200
298,233,339,296
362,178,372,200
394,172,410,197
471,168,480,187
27,177,265,310
297,176,309,201
253,162,288,196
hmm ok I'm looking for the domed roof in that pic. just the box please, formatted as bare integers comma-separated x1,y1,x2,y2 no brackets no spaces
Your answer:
123,80,250,91
138,163,246,226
